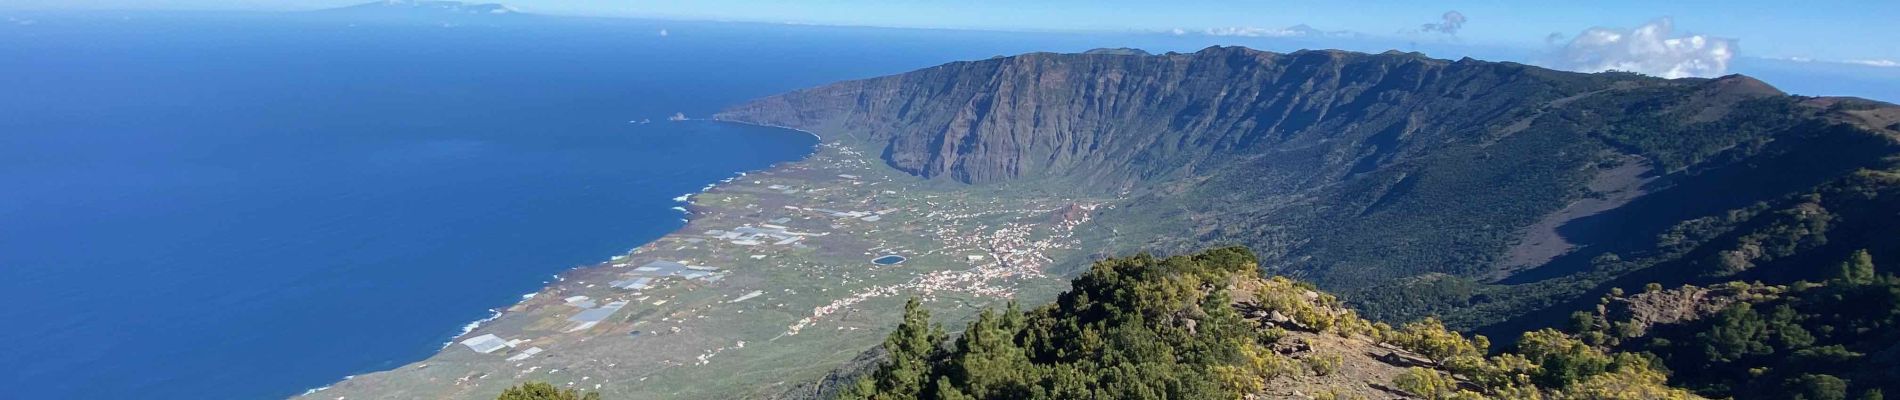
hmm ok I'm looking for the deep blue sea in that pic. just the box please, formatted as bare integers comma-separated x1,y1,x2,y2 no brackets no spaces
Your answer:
0,12,1133,400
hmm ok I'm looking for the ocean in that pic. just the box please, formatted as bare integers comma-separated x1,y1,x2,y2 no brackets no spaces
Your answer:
0,12,1089,399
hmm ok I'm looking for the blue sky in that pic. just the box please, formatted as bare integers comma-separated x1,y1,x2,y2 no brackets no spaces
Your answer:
7,0,1898,63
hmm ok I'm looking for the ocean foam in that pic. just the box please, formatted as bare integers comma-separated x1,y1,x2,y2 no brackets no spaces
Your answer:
440,309,505,349
300,385,331,395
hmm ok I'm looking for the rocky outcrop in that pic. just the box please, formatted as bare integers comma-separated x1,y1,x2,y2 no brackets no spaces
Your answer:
1604,284,1782,337
766,345,887,400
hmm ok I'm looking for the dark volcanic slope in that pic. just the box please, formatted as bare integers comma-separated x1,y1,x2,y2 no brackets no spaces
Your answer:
718,46,1900,328
724,47,1748,189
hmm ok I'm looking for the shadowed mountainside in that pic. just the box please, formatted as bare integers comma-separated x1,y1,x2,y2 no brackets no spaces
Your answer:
717,46,1900,331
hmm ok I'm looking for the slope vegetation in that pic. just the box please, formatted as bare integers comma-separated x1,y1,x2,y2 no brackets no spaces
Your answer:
836,247,1696,400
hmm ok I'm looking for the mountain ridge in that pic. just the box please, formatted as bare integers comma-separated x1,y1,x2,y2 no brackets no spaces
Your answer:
717,46,1799,190
716,45,1900,331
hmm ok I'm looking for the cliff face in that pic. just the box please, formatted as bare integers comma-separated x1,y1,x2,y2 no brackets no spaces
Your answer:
722,46,1726,190
720,46,1900,328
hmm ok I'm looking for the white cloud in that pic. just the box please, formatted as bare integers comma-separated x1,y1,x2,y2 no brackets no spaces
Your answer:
1760,55,1900,68
1193,24,1359,39
1419,11,1466,35
1549,18,1735,79
1203,26,1308,38
1844,59,1899,68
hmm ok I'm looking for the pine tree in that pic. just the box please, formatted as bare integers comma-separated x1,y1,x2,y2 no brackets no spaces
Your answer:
1792,374,1848,400
1837,249,1877,285
869,297,944,399
1698,303,1771,363
944,304,1031,398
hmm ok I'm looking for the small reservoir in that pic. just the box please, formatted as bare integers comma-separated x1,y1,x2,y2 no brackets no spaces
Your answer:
871,255,908,265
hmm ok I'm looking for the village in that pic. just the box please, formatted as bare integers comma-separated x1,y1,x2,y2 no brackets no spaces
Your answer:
304,141,1109,400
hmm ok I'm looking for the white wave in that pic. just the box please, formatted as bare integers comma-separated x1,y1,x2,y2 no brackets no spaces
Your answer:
301,385,332,395
705,118,825,140
440,309,504,349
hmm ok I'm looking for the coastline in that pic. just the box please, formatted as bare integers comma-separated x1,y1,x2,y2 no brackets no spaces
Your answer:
299,119,825,398
705,117,826,141
298,122,1098,399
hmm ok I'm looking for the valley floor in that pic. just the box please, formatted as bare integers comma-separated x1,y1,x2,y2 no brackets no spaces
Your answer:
299,141,1108,400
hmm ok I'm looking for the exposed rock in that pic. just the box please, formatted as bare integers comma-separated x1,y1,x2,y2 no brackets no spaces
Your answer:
765,343,887,400
1259,331,1424,399
1271,336,1312,356
1604,284,1776,336
721,46,1599,190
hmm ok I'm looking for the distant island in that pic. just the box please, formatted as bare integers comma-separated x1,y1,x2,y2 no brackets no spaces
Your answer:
318,0,521,18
